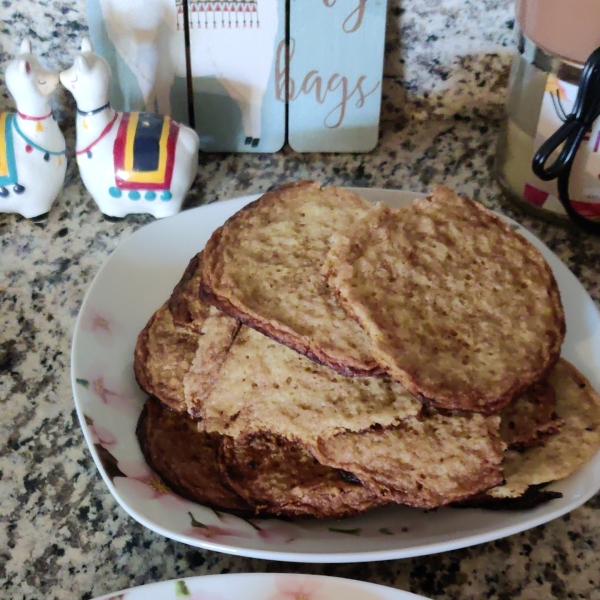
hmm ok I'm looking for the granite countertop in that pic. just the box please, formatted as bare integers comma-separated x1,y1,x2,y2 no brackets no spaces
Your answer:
2,1,600,599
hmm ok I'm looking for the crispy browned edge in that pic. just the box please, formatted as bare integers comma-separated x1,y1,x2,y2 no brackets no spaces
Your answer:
169,254,201,327
165,251,243,420
323,191,566,413
452,484,563,510
185,320,242,421
218,433,384,518
200,180,383,378
136,398,254,516
314,416,505,510
132,306,192,412
133,312,156,398
509,419,564,451
500,379,564,449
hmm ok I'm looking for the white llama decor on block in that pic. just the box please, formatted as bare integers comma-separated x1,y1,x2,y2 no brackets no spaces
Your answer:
187,0,282,150
88,0,284,152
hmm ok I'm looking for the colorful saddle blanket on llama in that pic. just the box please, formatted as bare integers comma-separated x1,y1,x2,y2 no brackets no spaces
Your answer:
113,113,179,191
0,113,18,188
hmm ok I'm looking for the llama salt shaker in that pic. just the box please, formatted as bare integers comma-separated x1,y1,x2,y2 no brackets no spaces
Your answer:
59,38,199,220
1,40,67,219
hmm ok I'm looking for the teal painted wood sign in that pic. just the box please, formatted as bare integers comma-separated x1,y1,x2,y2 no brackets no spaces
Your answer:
288,0,387,152
86,0,386,153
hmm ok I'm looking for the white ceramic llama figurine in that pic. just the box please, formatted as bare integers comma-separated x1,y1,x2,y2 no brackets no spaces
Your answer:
2,39,67,219
60,38,199,219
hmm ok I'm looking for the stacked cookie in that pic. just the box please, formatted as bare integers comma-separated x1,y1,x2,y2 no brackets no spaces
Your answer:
134,181,600,518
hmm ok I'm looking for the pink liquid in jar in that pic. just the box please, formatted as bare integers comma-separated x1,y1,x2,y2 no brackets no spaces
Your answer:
517,0,600,64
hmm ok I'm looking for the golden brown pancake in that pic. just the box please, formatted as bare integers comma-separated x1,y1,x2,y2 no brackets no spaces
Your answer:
487,358,600,500
134,304,202,412
169,253,212,332
136,397,251,512
165,253,243,417
324,184,565,413
186,325,421,443
315,410,505,509
219,432,386,518
200,180,381,376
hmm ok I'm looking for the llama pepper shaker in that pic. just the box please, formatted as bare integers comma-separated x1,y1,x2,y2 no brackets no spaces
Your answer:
60,38,199,219
1,39,67,219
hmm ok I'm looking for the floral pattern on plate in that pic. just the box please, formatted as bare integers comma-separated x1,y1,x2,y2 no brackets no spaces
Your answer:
71,189,600,563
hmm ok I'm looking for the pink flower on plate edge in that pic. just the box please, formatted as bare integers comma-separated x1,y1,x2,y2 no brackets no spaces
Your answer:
267,576,327,600
90,375,124,407
184,512,254,543
80,306,120,346
87,421,117,448
113,461,187,509
212,511,298,544
76,372,136,415
247,519,297,544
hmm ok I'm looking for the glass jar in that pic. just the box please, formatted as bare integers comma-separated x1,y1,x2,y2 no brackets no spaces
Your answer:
496,0,600,225
494,33,595,224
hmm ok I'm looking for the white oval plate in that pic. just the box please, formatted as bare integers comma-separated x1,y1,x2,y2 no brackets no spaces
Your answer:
93,573,430,600
71,188,600,563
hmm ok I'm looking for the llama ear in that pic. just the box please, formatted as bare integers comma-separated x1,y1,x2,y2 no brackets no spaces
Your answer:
18,59,31,75
76,55,91,73
81,38,94,53
20,39,32,55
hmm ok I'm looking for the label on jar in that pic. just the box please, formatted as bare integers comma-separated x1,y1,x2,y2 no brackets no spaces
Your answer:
523,75,600,218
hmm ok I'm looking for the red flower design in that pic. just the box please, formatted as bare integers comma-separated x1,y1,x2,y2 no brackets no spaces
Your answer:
77,371,138,417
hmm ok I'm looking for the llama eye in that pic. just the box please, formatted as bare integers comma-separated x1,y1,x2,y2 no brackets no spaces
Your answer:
71,75,78,83
38,79,46,85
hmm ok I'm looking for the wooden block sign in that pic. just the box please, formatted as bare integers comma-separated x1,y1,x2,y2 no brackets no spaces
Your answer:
86,0,191,126
288,0,387,152
188,0,286,152
86,0,386,153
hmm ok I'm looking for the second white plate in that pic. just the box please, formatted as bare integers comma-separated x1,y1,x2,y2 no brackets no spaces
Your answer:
93,573,430,600
71,188,600,563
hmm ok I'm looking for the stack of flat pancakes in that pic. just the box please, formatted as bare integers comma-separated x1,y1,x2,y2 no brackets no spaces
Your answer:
134,181,600,518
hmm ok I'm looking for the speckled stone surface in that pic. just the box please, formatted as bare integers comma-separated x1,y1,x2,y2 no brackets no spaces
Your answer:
2,1,600,600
